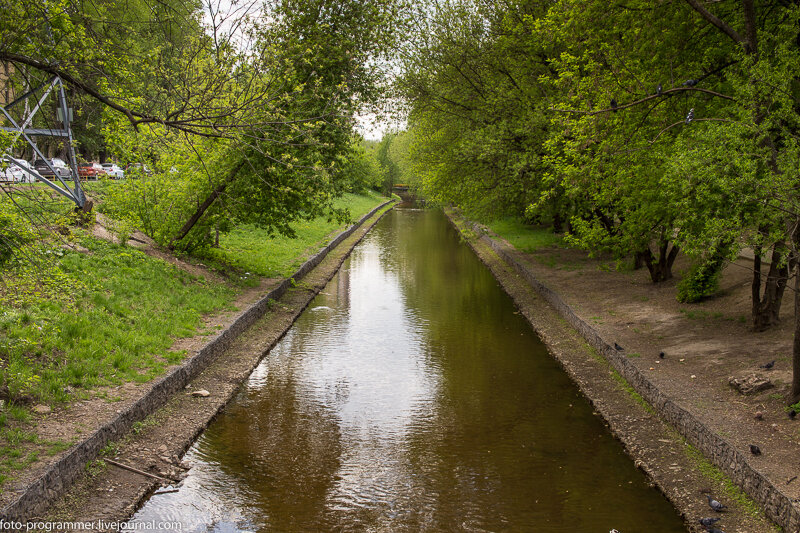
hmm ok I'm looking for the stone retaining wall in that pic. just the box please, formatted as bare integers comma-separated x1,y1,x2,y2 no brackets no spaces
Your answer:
450,211,800,532
1,200,394,522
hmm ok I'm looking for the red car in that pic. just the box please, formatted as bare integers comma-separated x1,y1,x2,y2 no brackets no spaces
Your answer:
77,162,106,180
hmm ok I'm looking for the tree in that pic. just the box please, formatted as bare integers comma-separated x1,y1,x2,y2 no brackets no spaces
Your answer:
2,0,405,250
400,0,800,401
398,0,554,220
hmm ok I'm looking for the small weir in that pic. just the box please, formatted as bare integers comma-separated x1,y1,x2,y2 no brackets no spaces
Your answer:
130,208,685,532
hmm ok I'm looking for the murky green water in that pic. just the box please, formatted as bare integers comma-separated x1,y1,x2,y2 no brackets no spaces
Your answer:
130,209,686,532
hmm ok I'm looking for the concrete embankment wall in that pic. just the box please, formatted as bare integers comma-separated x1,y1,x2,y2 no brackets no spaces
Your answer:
1,200,394,522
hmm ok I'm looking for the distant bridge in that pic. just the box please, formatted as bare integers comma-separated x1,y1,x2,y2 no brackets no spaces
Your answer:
391,184,414,204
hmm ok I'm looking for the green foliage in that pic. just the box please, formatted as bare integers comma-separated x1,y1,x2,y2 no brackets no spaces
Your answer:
399,0,553,219
376,132,400,193
340,144,384,194
676,244,732,303
676,264,722,304
0,202,36,266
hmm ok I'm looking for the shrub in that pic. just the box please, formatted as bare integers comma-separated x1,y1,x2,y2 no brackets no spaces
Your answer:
676,245,733,303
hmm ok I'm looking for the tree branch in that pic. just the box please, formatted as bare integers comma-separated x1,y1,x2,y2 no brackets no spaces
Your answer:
549,86,735,116
683,0,750,52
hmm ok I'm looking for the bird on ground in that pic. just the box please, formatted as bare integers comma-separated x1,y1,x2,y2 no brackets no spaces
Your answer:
699,517,721,527
790,409,797,420
685,108,694,124
659,351,665,359
610,98,618,112
706,528,725,533
683,79,698,86
656,83,663,96
749,444,762,455
759,360,775,369
706,494,727,512
614,342,624,351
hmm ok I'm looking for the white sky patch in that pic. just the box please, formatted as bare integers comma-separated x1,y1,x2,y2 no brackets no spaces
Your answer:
357,113,406,141
201,0,262,51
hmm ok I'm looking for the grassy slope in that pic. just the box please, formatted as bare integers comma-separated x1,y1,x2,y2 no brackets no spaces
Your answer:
203,191,386,277
485,217,563,253
0,189,387,488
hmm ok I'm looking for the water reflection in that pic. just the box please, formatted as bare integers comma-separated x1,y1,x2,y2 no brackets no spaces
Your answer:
130,209,686,532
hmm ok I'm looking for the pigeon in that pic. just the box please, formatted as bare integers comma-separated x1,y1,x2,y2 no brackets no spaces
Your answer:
706,494,727,512
699,517,721,527
614,342,624,351
683,79,698,86
610,98,618,112
749,444,762,455
685,108,694,124
659,351,665,359
790,409,797,420
759,360,775,369
656,83,663,96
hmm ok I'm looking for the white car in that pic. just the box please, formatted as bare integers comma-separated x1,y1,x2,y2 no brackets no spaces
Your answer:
101,163,125,179
2,159,35,183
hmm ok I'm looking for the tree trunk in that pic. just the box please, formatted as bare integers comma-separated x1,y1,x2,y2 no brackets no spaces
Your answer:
168,161,244,249
639,241,680,282
634,250,646,270
793,263,800,404
552,212,563,234
752,243,791,331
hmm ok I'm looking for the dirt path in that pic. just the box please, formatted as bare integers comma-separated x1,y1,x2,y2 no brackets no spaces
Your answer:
448,210,799,532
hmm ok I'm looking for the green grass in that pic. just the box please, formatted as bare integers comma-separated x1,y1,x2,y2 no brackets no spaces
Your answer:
485,217,562,253
684,443,764,519
202,191,388,277
1,237,236,407
0,189,387,491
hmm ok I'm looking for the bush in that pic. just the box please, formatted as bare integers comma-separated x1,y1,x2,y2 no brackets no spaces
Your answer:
676,257,724,303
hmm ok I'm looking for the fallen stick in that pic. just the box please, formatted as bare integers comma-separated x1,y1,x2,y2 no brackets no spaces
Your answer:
105,459,178,483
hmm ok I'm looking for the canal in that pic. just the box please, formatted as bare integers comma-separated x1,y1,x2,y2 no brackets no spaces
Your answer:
130,208,686,532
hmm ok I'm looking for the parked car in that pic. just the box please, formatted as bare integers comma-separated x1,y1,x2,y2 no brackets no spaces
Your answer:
125,163,151,177
78,162,106,180
101,163,124,179
1,159,35,183
33,158,71,179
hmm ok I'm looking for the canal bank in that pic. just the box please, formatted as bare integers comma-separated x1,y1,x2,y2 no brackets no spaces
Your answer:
126,208,686,532
445,208,787,533
3,200,395,525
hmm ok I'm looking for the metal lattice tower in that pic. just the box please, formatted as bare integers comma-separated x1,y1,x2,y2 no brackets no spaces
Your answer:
1,75,89,210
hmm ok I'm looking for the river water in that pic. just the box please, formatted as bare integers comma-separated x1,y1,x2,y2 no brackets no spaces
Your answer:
130,208,686,532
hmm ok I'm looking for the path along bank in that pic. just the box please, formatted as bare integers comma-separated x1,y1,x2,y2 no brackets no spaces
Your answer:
446,208,797,532
0,199,395,525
